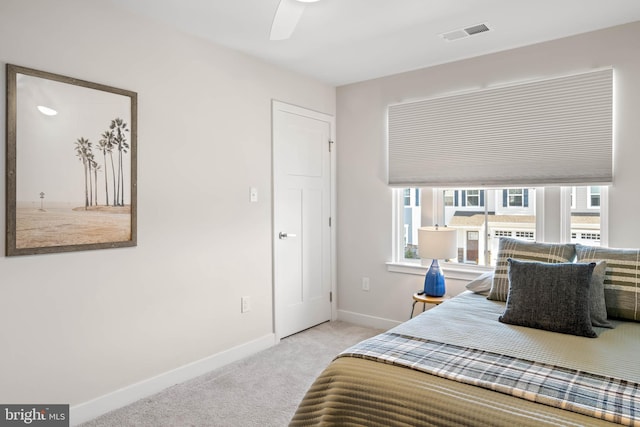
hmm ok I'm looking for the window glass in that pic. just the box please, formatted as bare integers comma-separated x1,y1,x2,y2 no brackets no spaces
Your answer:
403,188,421,259
399,186,604,265
401,188,536,266
507,189,524,207
588,186,601,208
466,190,481,207
445,188,535,266
444,190,454,207
571,186,601,246
398,186,606,266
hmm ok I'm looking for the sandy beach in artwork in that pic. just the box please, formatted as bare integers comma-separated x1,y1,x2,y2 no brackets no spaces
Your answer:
16,205,131,248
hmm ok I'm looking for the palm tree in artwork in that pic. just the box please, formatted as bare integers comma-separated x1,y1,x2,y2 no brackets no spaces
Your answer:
98,130,114,206
74,137,92,209
93,162,101,206
110,118,130,206
87,151,95,206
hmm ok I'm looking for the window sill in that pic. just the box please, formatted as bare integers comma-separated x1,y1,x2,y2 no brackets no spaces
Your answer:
386,261,492,281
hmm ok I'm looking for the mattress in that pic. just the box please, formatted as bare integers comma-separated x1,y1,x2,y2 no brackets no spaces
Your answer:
291,292,640,426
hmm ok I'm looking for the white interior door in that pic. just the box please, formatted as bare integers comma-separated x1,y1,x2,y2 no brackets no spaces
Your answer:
273,101,334,339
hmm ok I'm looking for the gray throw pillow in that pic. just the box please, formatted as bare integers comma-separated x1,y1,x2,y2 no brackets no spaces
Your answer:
488,238,576,302
589,261,613,328
499,259,597,338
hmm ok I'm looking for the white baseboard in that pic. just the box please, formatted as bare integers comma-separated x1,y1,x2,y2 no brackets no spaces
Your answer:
337,309,401,330
70,333,276,426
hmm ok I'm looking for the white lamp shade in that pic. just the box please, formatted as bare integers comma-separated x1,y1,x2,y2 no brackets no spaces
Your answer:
418,226,458,260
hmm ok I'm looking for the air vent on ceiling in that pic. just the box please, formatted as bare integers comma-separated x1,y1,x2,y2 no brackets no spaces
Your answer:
441,23,491,42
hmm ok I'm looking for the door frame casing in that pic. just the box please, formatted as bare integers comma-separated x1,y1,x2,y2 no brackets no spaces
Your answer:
271,100,337,341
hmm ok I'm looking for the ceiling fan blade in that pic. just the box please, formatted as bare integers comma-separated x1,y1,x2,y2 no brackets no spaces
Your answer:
270,0,306,41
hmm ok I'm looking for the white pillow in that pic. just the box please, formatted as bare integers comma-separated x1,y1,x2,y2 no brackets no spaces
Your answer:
465,271,494,295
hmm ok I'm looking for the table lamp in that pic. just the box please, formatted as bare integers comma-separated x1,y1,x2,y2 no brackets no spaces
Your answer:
418,226,458,297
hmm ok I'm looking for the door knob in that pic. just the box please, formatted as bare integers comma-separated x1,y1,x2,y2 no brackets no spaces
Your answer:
279,232,297,239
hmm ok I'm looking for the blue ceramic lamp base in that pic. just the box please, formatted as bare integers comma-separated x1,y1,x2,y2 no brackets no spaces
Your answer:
424,259,446,297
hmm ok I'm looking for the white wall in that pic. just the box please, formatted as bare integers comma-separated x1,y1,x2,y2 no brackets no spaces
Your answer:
0,0,335,417
336,22,640,324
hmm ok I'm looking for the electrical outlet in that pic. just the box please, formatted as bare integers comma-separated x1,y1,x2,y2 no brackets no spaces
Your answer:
362,277,370,292
241,296,251,313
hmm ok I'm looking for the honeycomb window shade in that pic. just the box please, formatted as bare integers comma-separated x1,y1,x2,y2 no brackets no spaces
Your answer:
387,68,613,187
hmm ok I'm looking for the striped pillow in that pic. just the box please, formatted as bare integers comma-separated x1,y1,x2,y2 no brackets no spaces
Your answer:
488,238,576,301
576,244,640,322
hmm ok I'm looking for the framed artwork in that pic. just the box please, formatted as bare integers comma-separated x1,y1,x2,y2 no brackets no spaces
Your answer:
5,64,137,256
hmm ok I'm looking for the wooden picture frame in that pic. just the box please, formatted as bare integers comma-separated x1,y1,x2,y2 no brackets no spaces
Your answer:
5,64,137,256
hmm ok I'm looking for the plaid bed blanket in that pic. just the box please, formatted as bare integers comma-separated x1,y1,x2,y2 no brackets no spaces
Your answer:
339,332,640,426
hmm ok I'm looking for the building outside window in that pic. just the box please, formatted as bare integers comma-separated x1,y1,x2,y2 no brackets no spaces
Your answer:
571,186,603,246
403,188,421,259
588,186,601,208
446,188,535,265
398,186,604,267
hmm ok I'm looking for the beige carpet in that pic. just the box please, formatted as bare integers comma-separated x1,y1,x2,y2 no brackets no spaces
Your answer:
79,321,383,427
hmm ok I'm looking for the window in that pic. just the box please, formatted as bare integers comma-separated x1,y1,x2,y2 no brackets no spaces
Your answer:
441,190,485,207
396,186,607,267
515,231,534,239
403,188,420,207
588,186,601,208
444,190,455,207
571,186,602,246
450,188,535,265
402,189,421,259
504,188,528,208
582,232,601,240
465,190,481,207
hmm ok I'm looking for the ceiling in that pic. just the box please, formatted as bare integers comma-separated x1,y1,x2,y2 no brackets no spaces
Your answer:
107,0,640,86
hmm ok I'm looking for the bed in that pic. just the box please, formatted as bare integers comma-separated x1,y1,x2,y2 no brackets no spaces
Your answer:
290,240,640,426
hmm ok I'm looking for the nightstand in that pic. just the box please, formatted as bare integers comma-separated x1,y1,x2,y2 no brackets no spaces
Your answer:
410,293,450,318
